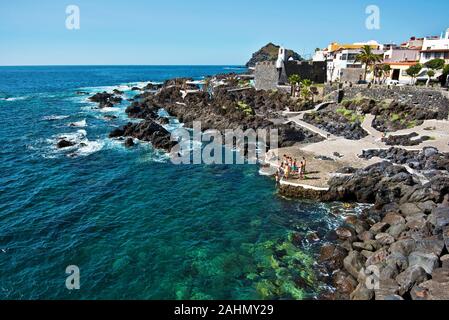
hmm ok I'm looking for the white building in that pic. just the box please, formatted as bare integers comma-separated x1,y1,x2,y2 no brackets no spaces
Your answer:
327,47,384,83
420,28,449,64
320,40,383,83
312,49,327,62
276,47,286,69
327,49,363,82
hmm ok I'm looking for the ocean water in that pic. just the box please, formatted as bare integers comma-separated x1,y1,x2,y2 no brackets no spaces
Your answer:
0,66,356,300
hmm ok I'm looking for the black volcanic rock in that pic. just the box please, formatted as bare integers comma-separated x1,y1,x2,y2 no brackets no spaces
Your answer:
57,139,75,149
109,120,176,152
109,127,125,138
127,82,320,148
124,138,135,148
382,132,431,146
158,117,170,125
125,101,158,120
89,92,122,108
246,43,302,68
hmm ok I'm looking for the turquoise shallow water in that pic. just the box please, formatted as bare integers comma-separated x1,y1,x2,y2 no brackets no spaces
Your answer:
0,66,353,300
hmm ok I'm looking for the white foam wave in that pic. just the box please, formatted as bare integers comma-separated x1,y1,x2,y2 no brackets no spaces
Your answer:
56,129,87,143
44,129,104,157
68,119,87,128
79,80,163,95
0,96,28,102
224,67,245,70
98,107,121,113
138,149,170,164
42,115,70,121
76,140,104,156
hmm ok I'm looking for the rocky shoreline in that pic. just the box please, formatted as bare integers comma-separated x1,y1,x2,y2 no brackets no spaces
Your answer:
94,77,323,152
87,73,449,300
280,150,449,300
360,147,449,175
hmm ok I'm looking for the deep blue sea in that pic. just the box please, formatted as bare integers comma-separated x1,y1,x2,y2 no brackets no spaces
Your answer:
0,66,358,300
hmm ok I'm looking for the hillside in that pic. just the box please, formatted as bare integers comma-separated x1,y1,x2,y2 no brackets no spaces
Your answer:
245,43,302,68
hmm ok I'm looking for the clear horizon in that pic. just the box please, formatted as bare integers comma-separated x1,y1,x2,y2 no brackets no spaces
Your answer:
1,0,449,66
0,64,247,67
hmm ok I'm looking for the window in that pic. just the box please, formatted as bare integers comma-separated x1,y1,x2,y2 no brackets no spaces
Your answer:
347,64,362,69
348,54,358,61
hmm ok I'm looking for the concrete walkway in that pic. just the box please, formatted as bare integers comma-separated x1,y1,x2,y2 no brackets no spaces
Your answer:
283,102,338,140
286,116,337,139
282,101,334,119
361,114,383,140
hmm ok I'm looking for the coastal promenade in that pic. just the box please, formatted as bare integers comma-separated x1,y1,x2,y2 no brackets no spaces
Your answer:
286,116,337,139
268,105,449,191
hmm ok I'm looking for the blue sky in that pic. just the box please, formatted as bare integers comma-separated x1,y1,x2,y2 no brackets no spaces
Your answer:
1,0,449,66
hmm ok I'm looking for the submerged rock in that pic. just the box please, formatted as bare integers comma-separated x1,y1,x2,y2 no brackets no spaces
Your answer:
57,139,75,149
124,138,135,148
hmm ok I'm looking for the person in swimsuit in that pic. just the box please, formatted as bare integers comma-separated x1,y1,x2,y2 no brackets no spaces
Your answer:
302,157,307,175
284,164,290,179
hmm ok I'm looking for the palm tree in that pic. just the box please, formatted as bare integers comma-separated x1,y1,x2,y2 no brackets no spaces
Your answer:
288,74,301,97
355,45,383,82
300,79,313,102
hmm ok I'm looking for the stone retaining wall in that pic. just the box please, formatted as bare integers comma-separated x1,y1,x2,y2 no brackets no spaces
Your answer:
279,184,327,200
254,61,279,91
324,84,449,116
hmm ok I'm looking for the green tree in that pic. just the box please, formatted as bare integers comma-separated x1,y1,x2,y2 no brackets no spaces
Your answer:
425,58,445,71
381,64,391,83
288,74,301,97
443,65,449,86
406,64,423,85
426,70,436,87
355,45,383,81
300,79,313,102
444,64,449,76
373,64,391,83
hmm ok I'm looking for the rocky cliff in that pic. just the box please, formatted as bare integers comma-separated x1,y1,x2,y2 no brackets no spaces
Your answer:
246,43,302,68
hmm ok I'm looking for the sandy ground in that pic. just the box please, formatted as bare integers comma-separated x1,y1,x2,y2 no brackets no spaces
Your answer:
266,109,449,190
265,147,377,190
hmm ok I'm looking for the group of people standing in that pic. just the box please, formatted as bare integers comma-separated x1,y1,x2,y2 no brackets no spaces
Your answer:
275,155,307,185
